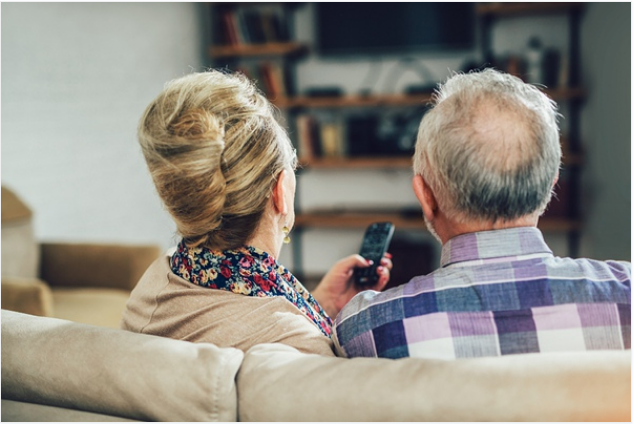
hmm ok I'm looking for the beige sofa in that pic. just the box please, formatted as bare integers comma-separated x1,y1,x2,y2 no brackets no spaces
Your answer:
2,309,630,422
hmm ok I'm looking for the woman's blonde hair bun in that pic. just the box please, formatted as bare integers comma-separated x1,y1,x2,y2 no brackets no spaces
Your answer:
138,70,295,250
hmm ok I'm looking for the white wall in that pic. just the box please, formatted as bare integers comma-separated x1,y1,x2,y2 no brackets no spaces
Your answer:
2,3,204,250
579,3,631,261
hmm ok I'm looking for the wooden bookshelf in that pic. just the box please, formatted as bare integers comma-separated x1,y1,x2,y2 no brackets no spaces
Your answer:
477,2,583,17
209,42,307,59
207,3,588,264
295,211,581,233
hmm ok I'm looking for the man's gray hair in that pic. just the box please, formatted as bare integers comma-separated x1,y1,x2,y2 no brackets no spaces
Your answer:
413,69,562,223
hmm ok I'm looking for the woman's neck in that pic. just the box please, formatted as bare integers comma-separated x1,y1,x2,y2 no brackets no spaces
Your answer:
246,217,283,258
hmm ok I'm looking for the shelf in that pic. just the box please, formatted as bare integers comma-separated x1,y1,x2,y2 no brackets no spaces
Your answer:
272,88,583,109
294,211,581,233
297,139,581,170
299,153,581,170
273,93,434,109
544,87,586,101
209,42,308,59
476,2,583,17
563,152,583,167
295,211,425,230
299,156,412,170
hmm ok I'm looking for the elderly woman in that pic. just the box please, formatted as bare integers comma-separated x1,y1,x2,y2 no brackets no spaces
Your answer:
121,70,391,356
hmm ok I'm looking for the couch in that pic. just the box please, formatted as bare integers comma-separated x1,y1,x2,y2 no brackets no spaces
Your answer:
1,186,161,328
2,309,630,422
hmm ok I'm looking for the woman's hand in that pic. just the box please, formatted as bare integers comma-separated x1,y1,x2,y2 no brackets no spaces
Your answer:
311,253,392,319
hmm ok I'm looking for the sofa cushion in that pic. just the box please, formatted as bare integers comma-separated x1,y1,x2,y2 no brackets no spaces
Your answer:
1,310,243,422
1,399,135,422
238,343,631,422
51,287,130,328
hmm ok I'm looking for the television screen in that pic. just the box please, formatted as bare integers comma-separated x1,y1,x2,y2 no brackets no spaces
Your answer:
315,3,476,56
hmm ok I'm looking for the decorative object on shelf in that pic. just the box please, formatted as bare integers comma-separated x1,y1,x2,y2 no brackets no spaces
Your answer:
525,36,544,84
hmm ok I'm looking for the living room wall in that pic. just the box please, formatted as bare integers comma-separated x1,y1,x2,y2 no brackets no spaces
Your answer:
579,3,631,261
2,3,203,250
2,3,630,276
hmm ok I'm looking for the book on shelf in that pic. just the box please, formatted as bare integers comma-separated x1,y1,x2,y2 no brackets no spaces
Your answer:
295,114,321,160
258,62,286,99
320,120,346,158
220,10,240,46
295,114,347,160
218,7,288,46
235,62,287,100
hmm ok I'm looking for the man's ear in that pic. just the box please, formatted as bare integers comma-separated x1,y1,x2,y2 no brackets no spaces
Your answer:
412,174,438,221
272,169,290,215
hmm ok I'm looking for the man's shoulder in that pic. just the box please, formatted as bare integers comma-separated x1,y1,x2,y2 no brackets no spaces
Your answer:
550,256,631,281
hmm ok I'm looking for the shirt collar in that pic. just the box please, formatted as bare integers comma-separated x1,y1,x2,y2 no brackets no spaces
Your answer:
440,227,553,268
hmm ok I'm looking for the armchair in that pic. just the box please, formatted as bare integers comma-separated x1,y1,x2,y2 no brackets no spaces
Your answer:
1,186,161,328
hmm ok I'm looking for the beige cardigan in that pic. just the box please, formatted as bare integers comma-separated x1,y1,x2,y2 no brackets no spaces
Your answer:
121,254,334,356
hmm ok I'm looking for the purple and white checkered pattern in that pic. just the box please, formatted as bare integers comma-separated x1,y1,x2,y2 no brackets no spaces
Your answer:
334,228,631,359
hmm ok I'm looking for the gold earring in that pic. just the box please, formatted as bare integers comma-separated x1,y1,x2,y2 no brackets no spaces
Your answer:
282,226,291,244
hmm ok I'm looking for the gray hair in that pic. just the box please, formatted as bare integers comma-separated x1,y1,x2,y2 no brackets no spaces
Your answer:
413,69,561,223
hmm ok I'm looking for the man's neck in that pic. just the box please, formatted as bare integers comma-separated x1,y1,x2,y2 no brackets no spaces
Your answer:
435,213,540,245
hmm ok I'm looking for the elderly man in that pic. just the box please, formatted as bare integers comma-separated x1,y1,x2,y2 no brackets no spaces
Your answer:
334,69,631,360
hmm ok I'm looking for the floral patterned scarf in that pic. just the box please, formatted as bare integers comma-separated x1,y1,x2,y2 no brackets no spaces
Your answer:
170,240,332,337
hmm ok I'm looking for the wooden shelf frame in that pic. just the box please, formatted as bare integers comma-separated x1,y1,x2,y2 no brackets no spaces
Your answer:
295,211,581,233
274,93,434,109
271,88,585,109
298,148,582,171
209,41,308,59
476,2,584,17
299,156,413,170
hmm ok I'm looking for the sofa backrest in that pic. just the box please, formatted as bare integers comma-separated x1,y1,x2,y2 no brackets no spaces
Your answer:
2,309,631,422
238,344,631,421
1,310,243,421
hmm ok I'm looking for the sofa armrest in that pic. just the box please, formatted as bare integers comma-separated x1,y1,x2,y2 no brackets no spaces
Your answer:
40,242,161,291
1,277,53,317
1,310,243,422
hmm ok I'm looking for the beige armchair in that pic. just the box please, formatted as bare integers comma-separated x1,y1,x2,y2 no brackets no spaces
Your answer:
1,186,161,328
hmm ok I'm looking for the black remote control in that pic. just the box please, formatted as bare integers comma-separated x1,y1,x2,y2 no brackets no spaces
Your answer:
354,222,395,286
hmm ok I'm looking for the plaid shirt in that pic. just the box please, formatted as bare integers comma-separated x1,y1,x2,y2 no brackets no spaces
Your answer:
334,227,631,359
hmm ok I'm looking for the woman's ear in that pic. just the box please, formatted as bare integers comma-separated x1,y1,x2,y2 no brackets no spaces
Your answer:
412,175,438,222
272,169,290,216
